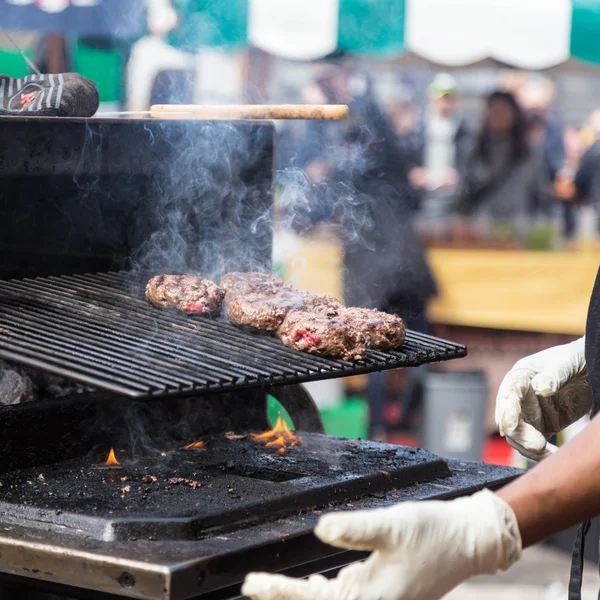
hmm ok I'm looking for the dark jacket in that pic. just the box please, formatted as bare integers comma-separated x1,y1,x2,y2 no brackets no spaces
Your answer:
455,140,551,221
335,97,437,309
290,88,437,311
342,179,438,310
575,140,600,206
543,109,566,180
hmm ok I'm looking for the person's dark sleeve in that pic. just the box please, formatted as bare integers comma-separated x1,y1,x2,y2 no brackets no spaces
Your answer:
529,153,553,217
453,146,494,214
575,145,598,201
543,119,565,181
410,124,425,169
454,121,472,175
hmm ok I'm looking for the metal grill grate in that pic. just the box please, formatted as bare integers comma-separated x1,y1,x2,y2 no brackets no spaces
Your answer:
0,272,467,399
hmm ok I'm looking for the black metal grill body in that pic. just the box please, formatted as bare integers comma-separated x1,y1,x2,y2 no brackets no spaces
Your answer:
0,117,274,280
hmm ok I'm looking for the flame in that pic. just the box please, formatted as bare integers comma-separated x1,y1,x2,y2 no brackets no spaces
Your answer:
250,415,301,454
184,440,206,449
105,448,120,466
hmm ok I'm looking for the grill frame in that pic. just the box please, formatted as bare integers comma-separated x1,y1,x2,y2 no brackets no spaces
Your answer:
0,271,466,399
0,460,520,600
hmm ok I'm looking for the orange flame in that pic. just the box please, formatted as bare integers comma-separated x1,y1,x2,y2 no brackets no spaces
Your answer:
184,440,206,449
250,415,301,454
105,448,120,466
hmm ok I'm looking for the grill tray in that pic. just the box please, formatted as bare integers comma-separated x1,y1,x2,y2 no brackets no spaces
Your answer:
0,272,466,399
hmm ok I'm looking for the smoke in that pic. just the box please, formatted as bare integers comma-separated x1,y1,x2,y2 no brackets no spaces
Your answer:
120,85,396,317
128,119,274,280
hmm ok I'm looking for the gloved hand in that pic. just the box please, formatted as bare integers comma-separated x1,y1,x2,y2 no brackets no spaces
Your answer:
495,337,591,461
242,489,521,600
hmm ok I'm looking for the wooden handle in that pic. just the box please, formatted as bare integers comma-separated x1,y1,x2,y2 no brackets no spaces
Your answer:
149,104,349,121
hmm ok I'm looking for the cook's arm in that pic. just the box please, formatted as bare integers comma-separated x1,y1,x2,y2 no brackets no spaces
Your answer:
500,410,600,547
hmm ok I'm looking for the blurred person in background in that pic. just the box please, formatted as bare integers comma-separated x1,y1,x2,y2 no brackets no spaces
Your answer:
386,96,422,213
517,77,565,182
291,68,437,440
456,91,550,228
345,87,438,441
408,73,471,218
574,109,600,232
125,0,200,112
554,125,584,241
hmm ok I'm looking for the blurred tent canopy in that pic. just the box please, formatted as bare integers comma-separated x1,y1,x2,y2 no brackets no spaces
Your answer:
158,0,600,67
2,0,600,67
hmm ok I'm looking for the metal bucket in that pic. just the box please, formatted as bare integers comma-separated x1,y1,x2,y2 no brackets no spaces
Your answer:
423,371,488,461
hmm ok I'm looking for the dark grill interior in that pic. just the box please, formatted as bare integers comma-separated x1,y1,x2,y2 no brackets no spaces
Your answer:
0,271,466,399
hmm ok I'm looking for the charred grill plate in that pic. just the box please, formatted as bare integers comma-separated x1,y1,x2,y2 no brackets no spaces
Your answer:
0,434,450,542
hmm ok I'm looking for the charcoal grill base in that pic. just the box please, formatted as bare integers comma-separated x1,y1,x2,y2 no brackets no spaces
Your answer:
0,435,450,542
0,459,521,600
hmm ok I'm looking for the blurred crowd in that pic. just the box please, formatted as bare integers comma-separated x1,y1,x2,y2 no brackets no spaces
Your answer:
274,66,600,438
277,67,600,251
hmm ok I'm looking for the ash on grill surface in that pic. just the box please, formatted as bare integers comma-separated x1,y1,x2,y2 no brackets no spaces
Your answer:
0,434,449,541
0,271,466,399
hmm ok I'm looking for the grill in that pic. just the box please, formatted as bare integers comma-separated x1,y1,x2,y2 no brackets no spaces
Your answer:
0,271,466,399
0,116,520,600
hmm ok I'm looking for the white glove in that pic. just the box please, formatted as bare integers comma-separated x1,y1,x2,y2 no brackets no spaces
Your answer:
147,0,179,37
242,489,521,600
495,337,591,462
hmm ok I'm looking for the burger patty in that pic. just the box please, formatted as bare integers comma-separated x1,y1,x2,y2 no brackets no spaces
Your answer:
220,272,290,299
146,274,225,316
228,289,342,333
147,271,405,360
279,310,366,361
338,307,406,350
227,290,306,332
302,291,343,316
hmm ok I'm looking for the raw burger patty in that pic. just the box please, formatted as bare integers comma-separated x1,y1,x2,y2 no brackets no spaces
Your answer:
279,310,366,361
146,274,225,316
220,272,290,299
339,307,406,350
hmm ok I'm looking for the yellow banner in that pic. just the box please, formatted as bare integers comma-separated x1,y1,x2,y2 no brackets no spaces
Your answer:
281,234,598,336
427,249,599,335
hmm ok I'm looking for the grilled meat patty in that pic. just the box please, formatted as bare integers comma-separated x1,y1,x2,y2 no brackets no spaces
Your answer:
302,292,343,316
228,289,342,333
227,290,306,332
220,272,290,299
279,310,366,361
338,307,405,350
146,274,225,316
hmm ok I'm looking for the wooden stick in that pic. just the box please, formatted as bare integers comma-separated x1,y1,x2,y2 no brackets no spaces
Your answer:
149,104,349,121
